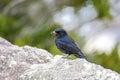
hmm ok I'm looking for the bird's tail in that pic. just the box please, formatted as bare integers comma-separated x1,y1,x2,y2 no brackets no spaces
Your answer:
74,51,89,62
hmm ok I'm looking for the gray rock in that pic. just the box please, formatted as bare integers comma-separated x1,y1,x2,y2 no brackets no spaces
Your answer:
0,37,53,80
0,37,120,80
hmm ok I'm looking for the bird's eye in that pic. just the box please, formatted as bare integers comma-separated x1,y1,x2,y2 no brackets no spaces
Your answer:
56,31,60,34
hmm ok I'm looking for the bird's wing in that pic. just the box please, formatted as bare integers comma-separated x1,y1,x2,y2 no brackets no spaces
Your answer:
58,40,87,58
56,39,80,54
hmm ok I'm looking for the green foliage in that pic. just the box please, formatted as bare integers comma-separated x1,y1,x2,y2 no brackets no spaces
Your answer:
92,0,112,18
67,0,112,18
15,24,61,51
0,14,23,42
0,0,11,8
91,45,120,73
67,0,86,8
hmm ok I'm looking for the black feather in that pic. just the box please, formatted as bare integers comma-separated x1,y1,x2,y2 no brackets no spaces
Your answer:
53,28,89,61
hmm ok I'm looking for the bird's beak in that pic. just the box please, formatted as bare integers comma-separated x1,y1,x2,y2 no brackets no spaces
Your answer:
51,31,57,36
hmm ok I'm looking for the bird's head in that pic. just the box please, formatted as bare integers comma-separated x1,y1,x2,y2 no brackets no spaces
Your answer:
51,28,68,38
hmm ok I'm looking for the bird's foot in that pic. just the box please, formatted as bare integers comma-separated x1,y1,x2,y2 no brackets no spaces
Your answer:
62,54,70,59
62,56,69,59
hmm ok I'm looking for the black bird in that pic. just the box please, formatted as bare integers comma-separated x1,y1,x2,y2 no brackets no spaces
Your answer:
52,28,88,61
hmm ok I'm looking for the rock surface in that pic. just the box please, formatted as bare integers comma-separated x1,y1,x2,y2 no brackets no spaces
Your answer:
0,37,120,80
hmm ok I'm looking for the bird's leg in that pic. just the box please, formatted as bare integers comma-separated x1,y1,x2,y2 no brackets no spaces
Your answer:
62,54,70,59
66,54,70,58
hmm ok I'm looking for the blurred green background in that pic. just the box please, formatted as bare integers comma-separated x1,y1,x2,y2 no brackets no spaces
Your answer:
0,0,120,73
